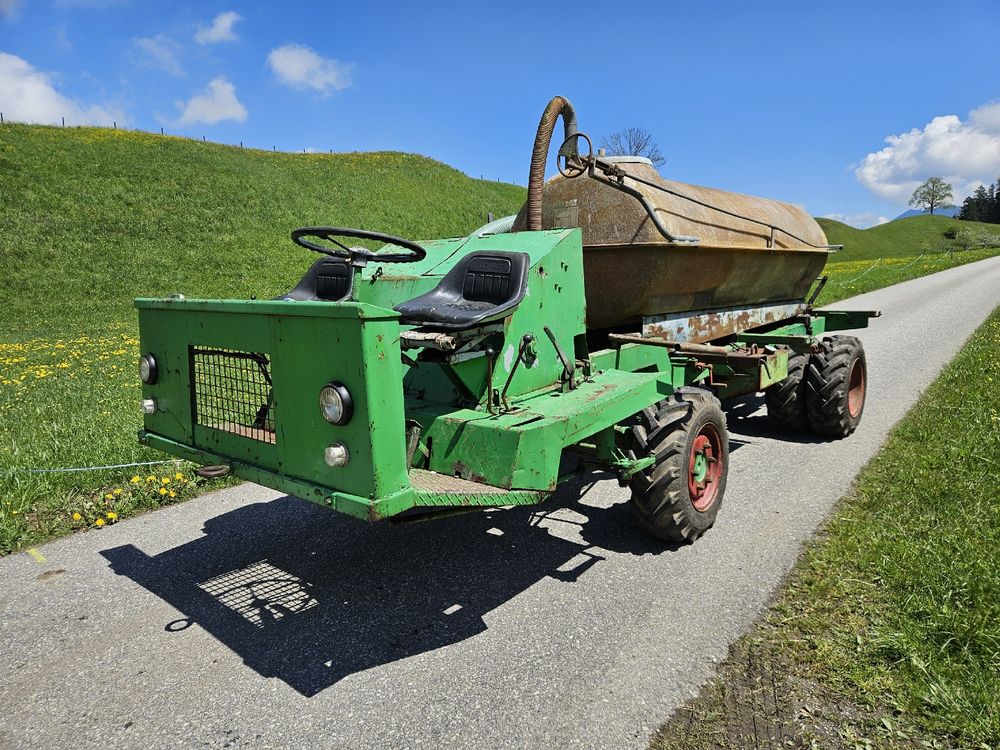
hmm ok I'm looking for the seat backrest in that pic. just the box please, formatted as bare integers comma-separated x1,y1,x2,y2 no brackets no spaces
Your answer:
277,258,352,302
314,261,351,300
462,256,514,303
393,250,530,331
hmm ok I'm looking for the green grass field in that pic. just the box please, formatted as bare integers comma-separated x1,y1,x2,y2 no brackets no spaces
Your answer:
815,215,1000,305
1,123,998,554
0,124,525,553
653,306,1000,749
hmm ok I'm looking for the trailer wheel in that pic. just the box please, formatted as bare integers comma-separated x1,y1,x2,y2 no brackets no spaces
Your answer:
805,336,867,438
764,350,809,431
627,387,729,543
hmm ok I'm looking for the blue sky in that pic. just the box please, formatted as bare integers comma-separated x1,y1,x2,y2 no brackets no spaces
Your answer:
2,0,999,226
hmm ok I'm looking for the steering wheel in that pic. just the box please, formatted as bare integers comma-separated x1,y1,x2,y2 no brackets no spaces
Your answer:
291,227,427,263
557,131,593,179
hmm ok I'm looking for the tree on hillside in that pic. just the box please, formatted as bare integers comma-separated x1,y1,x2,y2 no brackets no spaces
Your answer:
958,177,1000,224
599,127,666,167
908,177,954,215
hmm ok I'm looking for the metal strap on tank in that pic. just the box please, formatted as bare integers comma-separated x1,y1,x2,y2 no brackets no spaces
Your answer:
605,163,842,250
561,136,842,250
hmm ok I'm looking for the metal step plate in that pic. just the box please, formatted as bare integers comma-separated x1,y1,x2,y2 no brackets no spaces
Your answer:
408,469,508,495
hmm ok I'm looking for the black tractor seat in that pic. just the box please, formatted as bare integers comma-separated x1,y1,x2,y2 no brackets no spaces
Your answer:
394,251,530,331
277,257,353,302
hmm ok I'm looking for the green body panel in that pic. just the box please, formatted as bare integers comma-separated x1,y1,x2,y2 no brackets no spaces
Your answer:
409,367,678,490
137,300,411,505
134,229,876,521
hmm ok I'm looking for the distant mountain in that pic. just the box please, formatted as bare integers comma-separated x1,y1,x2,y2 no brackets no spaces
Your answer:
892,206,960,220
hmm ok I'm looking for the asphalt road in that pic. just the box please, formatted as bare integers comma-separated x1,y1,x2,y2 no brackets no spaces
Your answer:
2,257,998,750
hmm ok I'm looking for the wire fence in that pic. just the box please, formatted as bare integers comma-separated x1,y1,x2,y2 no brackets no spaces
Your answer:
0,112,523,185
827,247,986,287
2,459,182,476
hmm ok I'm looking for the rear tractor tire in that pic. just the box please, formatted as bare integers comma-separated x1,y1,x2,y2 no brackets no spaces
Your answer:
627,387,729,543
805,335,867,438
764,350,809,431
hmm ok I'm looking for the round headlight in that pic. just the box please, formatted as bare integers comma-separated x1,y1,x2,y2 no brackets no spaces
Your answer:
139,353,158,384
319,382,353,425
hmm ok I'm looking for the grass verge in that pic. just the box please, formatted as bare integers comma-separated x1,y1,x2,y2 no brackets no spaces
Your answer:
652,306,1000,749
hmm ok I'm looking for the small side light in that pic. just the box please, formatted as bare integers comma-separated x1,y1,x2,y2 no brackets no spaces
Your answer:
141,397,158,415
139,353,158,384
324,442,350,467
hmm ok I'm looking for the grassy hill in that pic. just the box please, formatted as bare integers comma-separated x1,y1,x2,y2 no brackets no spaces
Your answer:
0,123,526,552
818,214,999,261
814,215,1000,305
0,124,526,334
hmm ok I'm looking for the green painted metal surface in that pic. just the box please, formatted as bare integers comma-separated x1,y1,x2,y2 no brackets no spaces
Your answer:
135,228,876,523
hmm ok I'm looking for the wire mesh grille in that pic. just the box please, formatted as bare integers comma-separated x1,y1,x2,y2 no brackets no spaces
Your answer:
191,347,276,443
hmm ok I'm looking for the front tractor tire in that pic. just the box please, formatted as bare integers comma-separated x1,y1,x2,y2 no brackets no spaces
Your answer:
628,388,729,543
805,335,868,438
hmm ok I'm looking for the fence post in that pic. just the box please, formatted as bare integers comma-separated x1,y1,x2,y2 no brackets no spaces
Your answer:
113,121,116,129
160,127,164,135
62,117,65,127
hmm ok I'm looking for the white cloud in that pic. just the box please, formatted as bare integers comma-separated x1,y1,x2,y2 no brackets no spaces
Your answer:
195,11,241,44
131,34,183,76
823,212,890,229
0,51,121,126
174,77,247,126
855,101,1000,206
1,0,22,19
266,44,351,95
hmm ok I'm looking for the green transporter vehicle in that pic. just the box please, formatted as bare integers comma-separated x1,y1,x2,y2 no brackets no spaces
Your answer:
135,97,877,543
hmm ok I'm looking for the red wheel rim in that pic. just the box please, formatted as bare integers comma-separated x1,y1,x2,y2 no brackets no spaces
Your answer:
688,423,724,512
847,359,865,418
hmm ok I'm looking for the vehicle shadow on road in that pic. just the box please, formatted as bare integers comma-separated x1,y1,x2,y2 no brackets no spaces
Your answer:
723,394,829,445
99,477,673,698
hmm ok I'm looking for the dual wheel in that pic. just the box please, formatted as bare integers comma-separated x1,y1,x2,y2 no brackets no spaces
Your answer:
764,335,868,438
626,335,868,543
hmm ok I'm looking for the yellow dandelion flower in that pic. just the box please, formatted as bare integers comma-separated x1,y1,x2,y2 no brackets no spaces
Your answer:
146,475,156,483
161,477,170,484
113,488,122,496
104,493,114,500
168,490,176,498
107,512,118,520
95,518,105,527
174,472,184,480
72,512,82,521
131,475,141,483
159,487,168,495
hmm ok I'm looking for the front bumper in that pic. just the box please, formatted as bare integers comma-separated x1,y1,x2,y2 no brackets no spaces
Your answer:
140,430,415,522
